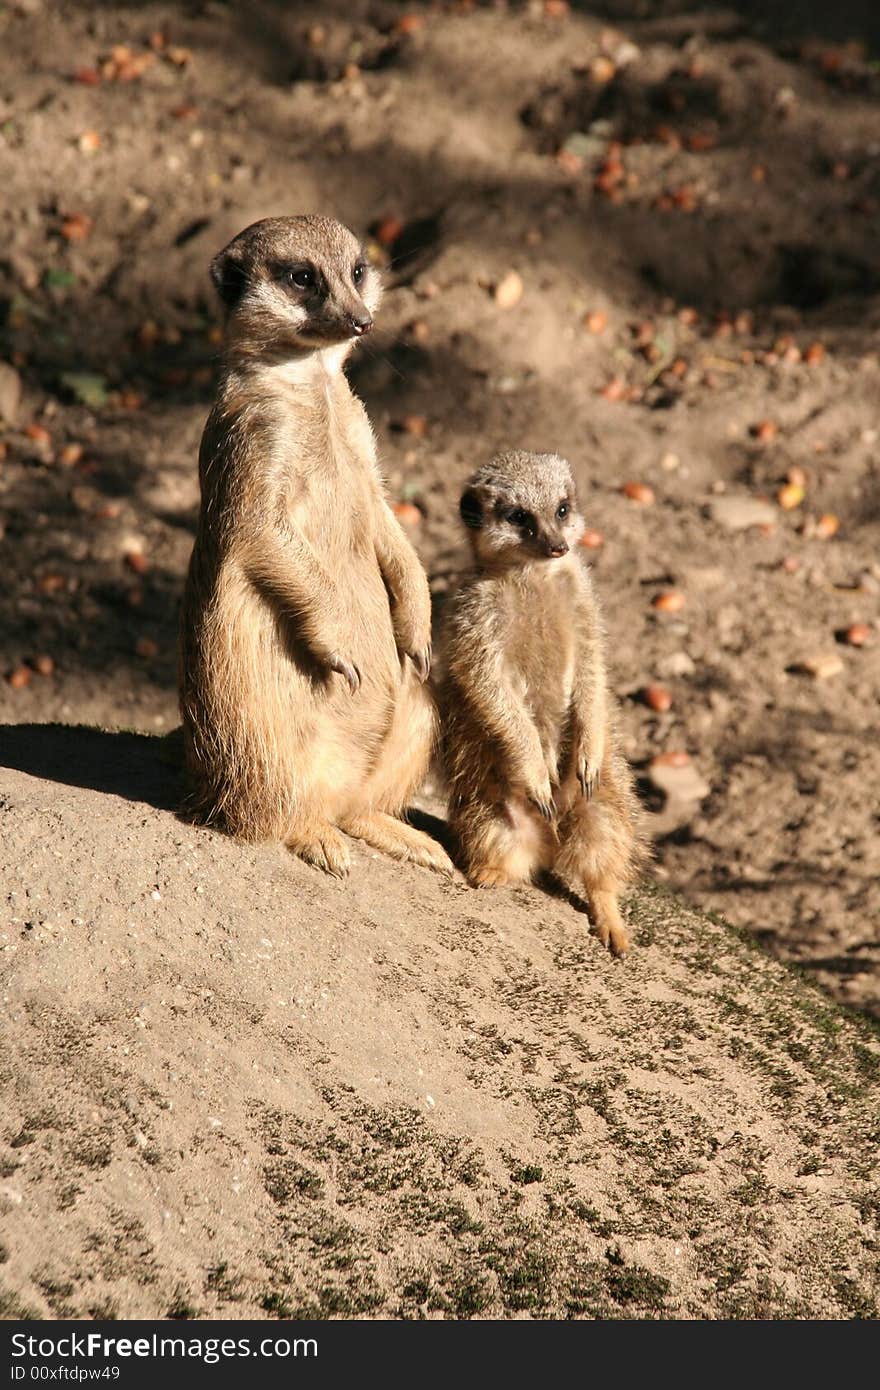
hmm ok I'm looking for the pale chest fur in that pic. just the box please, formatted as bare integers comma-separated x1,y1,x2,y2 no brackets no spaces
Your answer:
501,567,578,731
280,374,380,560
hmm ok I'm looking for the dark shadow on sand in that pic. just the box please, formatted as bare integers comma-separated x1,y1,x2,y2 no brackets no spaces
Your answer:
407,805,457,860
0,723,182,813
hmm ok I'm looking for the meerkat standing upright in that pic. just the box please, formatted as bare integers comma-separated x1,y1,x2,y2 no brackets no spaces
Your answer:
442,451,645,954
178,215,452,878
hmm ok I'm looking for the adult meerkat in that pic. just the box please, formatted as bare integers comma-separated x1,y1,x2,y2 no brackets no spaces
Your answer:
178,215,452,878
442,451,645,954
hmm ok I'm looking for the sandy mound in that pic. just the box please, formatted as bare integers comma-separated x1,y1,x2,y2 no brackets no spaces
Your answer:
2,0,879,1016
1,724,877,1320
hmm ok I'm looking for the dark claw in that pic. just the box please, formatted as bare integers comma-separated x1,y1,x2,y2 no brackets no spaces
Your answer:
529,795,555,822
410,646,432,683
578,764,601,798
329,655,361,694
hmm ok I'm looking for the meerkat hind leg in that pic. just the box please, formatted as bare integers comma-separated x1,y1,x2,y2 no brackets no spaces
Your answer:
554,797,633,956
465,800,551,888
286,821,352,879
342,678,453,875
584,884,630,957
340,811,454,875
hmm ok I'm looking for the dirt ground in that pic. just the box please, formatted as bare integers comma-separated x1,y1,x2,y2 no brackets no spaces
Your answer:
1,0,879,1321
1,739,878,1319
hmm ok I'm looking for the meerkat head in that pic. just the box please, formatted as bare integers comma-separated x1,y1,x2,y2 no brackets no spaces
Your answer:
459,450,585,567
209,215,382,359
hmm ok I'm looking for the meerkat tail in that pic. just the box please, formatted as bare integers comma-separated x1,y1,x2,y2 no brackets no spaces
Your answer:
339,811,454,876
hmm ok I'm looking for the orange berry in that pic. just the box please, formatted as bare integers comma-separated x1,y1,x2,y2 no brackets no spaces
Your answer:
641,684,673,712
60,213,93,241
398,414,428,438
599,378,626,402
58,443,84,467
652,590,686,613
374,216,403,247
621,481,655,504
815,513,840,539
392,501,422,526
650,750,690,768
777,482,805,510
6,666,32,689
579,529,604,550
395,13,425,33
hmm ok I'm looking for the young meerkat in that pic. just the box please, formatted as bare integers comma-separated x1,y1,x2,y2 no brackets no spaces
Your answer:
178,215,452,878
442,450,646,954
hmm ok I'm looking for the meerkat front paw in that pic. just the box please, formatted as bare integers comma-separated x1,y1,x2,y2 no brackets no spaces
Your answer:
288,826,352,878
327,653,361,693
406,643,432,683
525,770,556,822
576,743,604,799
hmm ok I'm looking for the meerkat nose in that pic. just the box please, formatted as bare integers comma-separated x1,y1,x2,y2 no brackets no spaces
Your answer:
348,313,373,337
546,540,569,558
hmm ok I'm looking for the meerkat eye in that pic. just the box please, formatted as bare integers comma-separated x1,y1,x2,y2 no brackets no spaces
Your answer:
507,508,537,536
352,261,367,286
556,502,569,520
286,267,314,290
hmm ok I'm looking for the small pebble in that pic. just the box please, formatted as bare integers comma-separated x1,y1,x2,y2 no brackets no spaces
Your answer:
709,496,777,531
494,271,524,309
797,654,844,680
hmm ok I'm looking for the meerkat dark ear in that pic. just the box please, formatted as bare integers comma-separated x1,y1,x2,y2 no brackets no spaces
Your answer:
459,488,484,530
209,249,248,308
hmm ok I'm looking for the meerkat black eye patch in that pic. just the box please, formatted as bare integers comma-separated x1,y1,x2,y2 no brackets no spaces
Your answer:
505,507,536,535
270,261,320,293
460,488,484,529
209,251,249,307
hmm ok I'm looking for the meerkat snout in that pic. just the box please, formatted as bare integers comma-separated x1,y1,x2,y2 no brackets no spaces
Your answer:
459,450,585,566
348,310,373,336
208,214,382,356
